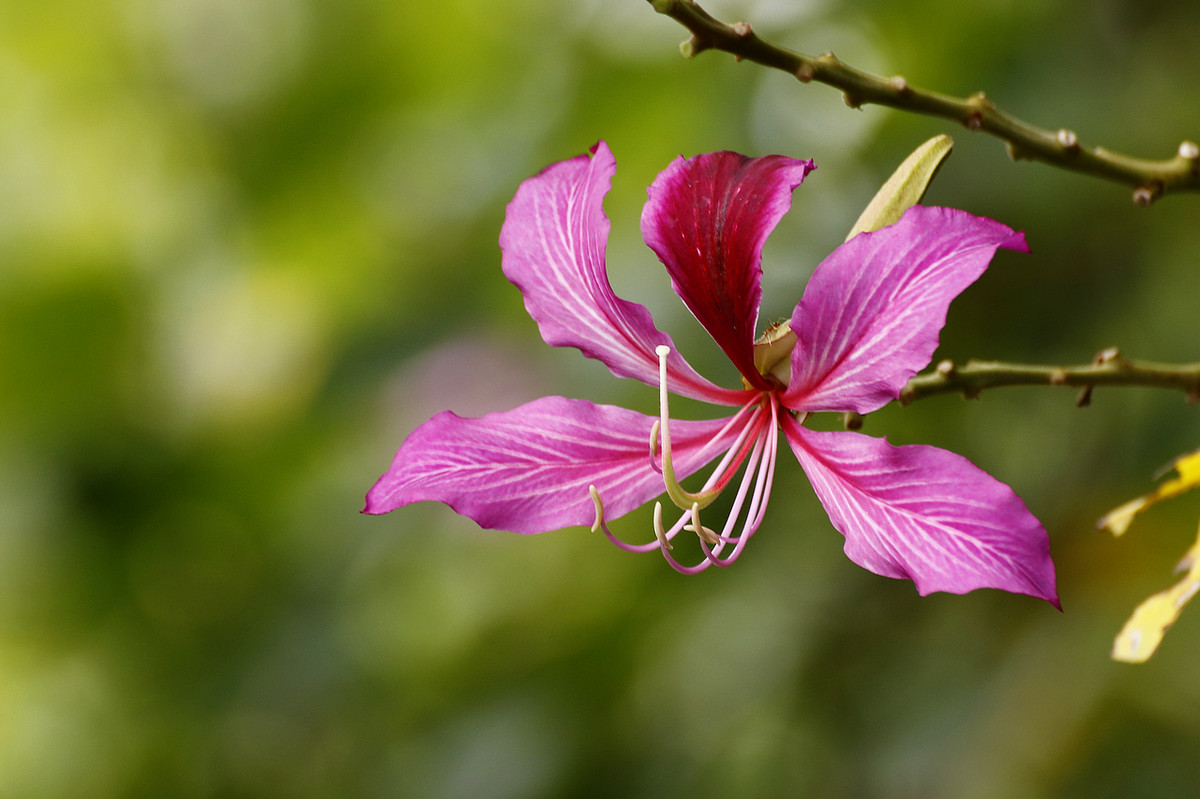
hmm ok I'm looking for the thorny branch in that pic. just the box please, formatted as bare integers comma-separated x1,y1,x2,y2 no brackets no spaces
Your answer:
899,349,1200,406
648,0,1200,205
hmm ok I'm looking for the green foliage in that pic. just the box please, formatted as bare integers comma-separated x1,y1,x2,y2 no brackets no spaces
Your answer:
1,0,1199,796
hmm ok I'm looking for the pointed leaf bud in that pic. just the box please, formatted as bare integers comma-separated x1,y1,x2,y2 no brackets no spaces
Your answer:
846,135,954,241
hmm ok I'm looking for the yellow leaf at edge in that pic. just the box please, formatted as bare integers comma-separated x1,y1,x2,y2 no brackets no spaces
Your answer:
1171,449,1200,490
1098,497,1149,537
1098,447,1200,536
1112,529,1200,663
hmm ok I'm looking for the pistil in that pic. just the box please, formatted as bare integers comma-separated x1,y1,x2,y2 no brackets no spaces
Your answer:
655,345,764,511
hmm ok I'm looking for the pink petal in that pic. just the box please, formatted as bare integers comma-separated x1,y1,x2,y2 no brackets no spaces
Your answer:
500,142,746,406
782,417,1058,605
641,152,815,388
782,205,1029,414
364,396,742,535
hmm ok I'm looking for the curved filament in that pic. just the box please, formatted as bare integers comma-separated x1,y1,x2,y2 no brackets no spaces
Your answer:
594,358,785,573
655,345,764,512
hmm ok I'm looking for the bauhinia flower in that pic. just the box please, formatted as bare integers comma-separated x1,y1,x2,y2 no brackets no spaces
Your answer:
365,141,1058,605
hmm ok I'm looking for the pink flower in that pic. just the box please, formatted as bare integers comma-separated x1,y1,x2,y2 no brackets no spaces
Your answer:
365,142,1057,605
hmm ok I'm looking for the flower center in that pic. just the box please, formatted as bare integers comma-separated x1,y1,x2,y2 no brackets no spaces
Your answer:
746,321,795,389
587,344,781,574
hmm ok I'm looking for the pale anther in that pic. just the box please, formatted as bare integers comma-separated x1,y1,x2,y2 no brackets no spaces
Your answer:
588,485,605,533
683,501,720,545
653,502,673,551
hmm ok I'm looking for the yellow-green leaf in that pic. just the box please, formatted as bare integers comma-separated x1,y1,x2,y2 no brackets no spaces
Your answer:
1098,447,1200,536
845,134,954,241
1112,527,1200,663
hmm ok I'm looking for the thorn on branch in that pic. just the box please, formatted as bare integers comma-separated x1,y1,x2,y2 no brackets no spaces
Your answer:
728,21,752,60
1056,128,1080,153
680,35,712,58
1180,141,1200,177
1078,347,1124,405
1132,182,1162,207
1061,368,1094,406
963,92,992,131
1005,141,1033,161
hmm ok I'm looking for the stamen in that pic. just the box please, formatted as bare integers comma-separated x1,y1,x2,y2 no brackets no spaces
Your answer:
699,400,780,567
655,345,758,511
652,502,673,550
594,374,786,574
655,345,712,510
683,501,720,545
673,401,763,499
589,485,660,553
748,401,781,533
655,513,717,575
588,484,604,534
696,431,766,565
702,407,767,498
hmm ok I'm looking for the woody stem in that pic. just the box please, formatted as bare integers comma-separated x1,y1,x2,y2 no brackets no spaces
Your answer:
899,354,1200,405
647,0,1200,204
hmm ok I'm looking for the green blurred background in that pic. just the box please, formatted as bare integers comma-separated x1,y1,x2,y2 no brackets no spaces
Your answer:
2,0,1199,795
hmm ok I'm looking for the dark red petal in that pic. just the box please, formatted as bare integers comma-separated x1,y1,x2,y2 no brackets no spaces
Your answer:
641,152,814,386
